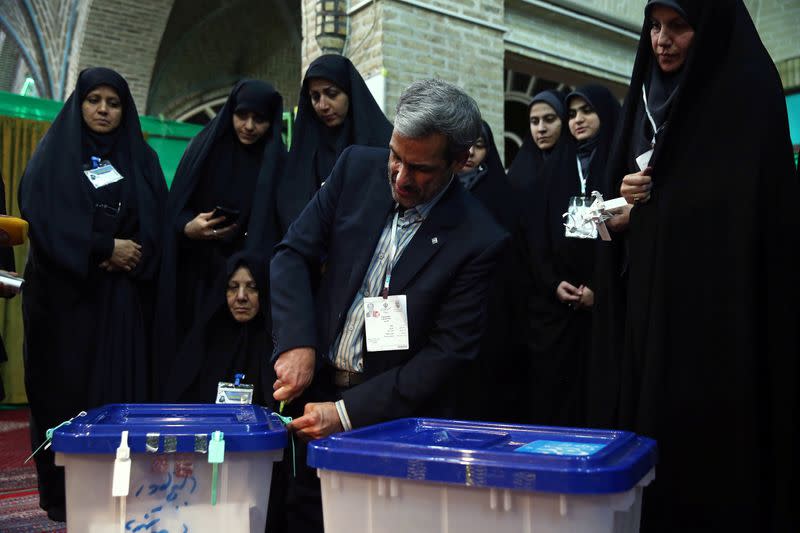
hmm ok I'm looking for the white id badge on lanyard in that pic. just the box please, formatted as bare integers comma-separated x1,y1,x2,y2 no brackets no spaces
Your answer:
364,295,409,351
84,163,124,189
636,84,657,171
364,210,410,352
565,196,597,239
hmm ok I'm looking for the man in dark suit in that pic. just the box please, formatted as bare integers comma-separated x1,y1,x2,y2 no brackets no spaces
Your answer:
268,79,508,532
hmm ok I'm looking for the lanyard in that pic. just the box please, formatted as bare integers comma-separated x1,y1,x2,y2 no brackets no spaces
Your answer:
575,157,587,195
642,84,662,148
381,210,400,298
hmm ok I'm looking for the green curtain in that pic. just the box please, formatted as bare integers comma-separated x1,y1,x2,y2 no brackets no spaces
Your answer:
0,116,50,404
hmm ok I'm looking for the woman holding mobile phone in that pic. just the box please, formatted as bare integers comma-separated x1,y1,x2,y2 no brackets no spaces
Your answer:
155,80,285,395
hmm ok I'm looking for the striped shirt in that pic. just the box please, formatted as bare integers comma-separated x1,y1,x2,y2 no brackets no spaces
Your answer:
329,180,451,372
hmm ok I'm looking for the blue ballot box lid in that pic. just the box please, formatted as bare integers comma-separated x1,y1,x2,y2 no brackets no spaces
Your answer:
308,418,657,494
52,404,287,454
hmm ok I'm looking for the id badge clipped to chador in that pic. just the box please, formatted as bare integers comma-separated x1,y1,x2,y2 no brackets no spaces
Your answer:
216,373,253,404
84,159,124,189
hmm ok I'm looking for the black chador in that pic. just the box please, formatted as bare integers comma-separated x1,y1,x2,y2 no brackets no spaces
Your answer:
522,85,619,427
275,54,392,235
455,121,527,422
165,251,272,405
19,67,167,520
154,80,284,395
605,1,798,530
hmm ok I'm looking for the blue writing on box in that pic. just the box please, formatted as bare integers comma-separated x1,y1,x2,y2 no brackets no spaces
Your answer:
515,440,607,456
126,471,197,532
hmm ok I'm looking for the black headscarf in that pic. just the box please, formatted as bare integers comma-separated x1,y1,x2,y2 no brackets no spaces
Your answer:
20,67,164,280
165,251,272,405
275,54,392,234
154,81,284,393
604,1,797,529
506,90,568,190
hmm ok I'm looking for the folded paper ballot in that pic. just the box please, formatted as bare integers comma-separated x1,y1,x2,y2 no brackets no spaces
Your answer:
0,271,23,293
563,191,629,241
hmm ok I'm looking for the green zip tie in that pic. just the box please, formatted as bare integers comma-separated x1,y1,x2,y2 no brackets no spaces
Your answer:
211,463,219,506
273,412,296,478
208,431,225,506
25,411,87,464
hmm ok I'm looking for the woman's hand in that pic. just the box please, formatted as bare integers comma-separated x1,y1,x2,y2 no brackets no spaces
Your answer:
606,204,632,232
620,166,652,204
576,285,594,309
556,281,582,305
184,210,237,240
101,239,142,272
0,270,19,298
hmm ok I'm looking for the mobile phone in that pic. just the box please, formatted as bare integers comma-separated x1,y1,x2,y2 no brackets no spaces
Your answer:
212,205,240,225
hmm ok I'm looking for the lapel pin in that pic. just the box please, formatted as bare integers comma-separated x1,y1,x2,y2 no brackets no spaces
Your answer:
431,237,438,245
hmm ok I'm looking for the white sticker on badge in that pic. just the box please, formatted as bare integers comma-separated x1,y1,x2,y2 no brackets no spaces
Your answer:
84,163,124,189
364,295,409,352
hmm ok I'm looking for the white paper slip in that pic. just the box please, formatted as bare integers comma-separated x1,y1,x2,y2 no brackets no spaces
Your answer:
84,163,124,189
364,295,409,352
0,271,23,292
602,197,629,211
636,149,654,172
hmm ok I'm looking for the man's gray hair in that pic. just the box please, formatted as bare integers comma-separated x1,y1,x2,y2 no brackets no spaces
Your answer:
394,79,482,161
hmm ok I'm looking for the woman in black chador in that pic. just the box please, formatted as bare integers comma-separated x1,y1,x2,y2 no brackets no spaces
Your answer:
454,122,527,422
165,251,272,405
19,67,167,521
506,90,567,190
523,85,619,427
275,54,392,234
609,1,797,530
154,80,284,394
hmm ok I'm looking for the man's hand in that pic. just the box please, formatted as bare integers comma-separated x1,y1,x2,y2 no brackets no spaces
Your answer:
273,347,316,403
288,402,343,441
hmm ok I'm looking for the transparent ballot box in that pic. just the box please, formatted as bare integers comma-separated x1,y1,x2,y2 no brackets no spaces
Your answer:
309,418,657,533
52,403,286,533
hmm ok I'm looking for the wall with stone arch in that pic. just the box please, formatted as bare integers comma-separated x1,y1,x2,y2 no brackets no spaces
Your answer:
146,0,302,119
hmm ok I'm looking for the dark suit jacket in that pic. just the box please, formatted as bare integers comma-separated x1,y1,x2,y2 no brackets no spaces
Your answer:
271,145,508,428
